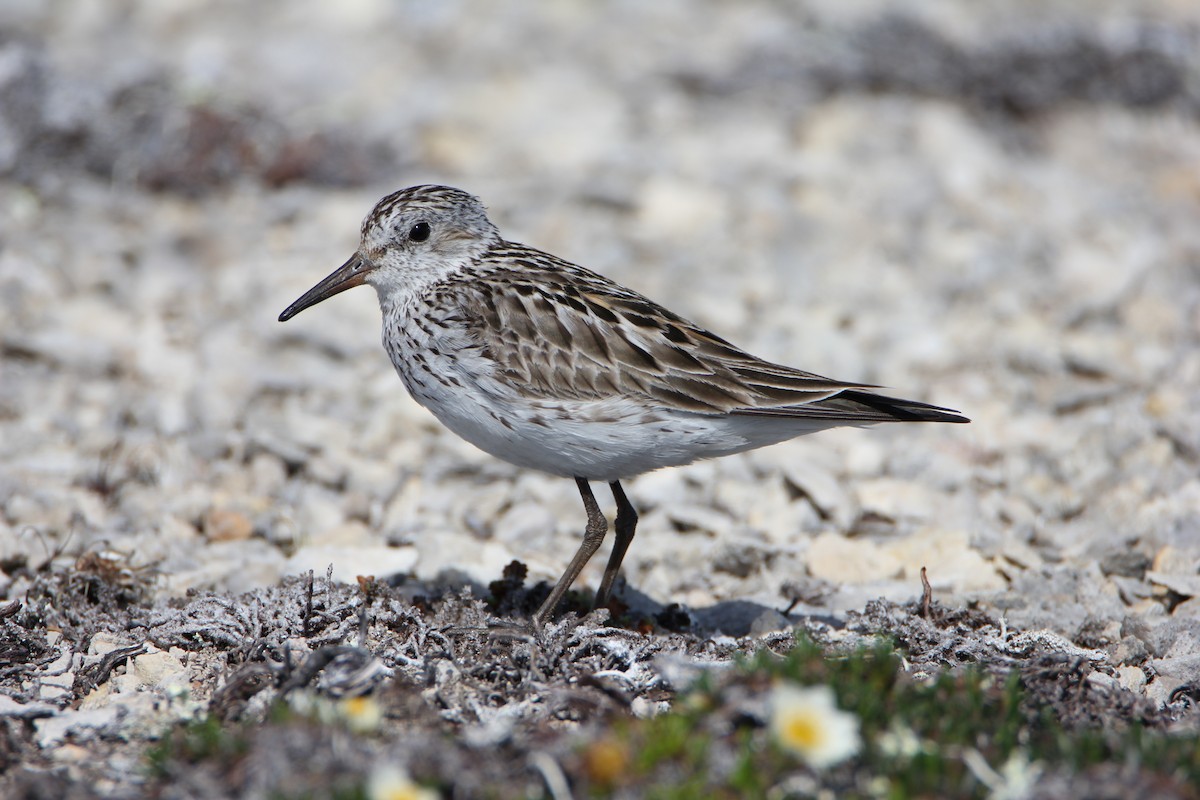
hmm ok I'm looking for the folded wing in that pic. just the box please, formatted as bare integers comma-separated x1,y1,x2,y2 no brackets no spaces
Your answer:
458,244,968,425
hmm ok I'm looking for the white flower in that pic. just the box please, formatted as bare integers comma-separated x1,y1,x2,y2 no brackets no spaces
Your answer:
769,682,861,768
289,692,384,734
366,764,439,800
288,690,337,725
963,749,1042,800
877,720,923,759
287,690,318,717
163,683,204,721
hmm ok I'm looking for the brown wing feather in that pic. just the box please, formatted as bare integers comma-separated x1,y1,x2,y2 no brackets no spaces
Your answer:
447,242,911,420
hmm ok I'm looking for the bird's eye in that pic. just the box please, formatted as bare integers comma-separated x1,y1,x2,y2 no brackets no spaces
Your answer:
409,222,431,242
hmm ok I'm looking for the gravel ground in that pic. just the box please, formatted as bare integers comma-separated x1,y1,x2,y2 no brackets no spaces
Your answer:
1,1,1199,796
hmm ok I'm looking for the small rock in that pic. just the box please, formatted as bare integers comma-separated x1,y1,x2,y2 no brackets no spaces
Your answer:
712,537,772,579
884,527,1006,593
1171,597,1200,619
0,695,56,720
305,453,348,488
1147,654,1200,683
1151,545,1198,575
1110,575,1153,605
1144,676,1185,707
203,508,254,542
35,707,124,748
1099,549,1151,579
1146,618,1200,659
480,538,563,589
780,459,858,530
493,501,560,545
79,682,115,711
1115,666,1146,692
1146,571,1200,599
843,438,886,477
132,650,189,688
857,478,937,521
997,540,1044,571
50,743,93,764
1085,671,1119,692
248,452,287,496
631,696,668,719
750,609,791,637
89,633,131,657
806,532,901,584
666,504,735,536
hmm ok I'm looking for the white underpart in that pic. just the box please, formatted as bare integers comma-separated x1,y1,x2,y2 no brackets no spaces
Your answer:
420,391,848,482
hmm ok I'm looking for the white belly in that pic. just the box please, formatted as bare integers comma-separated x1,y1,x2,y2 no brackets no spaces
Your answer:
404,374,837,481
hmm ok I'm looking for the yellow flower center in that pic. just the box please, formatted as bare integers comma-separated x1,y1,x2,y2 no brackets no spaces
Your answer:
343,697,371,715
784,714,824,750
584,738,629,784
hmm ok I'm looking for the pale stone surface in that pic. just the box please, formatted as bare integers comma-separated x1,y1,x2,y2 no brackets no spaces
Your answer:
1115,666,1147,693
806,533,902,585
882,528,1007,593
131,650,190,689
0,1,1197,710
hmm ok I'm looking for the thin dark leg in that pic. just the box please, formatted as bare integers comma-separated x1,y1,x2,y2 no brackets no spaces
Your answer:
594,480,637,609
534,477,608,626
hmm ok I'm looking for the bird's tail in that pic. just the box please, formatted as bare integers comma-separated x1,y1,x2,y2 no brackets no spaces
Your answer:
831,390,970,423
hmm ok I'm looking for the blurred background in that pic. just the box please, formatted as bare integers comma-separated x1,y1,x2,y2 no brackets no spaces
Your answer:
1,0,1198,635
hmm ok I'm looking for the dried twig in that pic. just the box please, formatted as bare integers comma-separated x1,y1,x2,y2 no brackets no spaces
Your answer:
74,643,146,697
920,566,933,619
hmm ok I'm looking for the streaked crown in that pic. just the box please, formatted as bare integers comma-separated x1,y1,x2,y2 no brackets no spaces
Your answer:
363,185,496,241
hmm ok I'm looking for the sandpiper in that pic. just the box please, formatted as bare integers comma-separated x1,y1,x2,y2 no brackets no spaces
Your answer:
279,185,968,625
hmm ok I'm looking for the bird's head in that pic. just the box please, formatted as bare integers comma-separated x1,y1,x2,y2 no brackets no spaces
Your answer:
278,184,499,321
